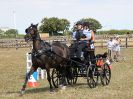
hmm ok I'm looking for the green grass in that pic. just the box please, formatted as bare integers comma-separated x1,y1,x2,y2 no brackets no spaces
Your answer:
0,48,133,99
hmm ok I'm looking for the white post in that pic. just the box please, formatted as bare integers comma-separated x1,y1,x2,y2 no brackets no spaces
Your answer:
26,53,32,73
41,69,44,79
45,70,47,79
37,68,47,80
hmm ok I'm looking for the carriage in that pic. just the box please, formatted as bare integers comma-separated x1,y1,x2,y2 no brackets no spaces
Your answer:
21,24,111,95
51,41,111,88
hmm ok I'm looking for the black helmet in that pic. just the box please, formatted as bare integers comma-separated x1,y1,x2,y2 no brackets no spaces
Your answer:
76,21,83,25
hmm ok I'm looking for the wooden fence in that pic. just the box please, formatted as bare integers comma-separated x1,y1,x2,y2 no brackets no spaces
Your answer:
0,35,133,48
0,39,32,48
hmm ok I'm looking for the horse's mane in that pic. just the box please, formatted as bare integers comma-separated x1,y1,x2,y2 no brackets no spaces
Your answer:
96,52,108,58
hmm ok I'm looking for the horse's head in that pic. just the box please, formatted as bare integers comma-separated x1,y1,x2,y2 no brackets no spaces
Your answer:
24,23,38,42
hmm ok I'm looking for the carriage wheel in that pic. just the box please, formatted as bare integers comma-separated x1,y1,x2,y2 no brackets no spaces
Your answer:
87,64,98,88
51,68,60,88
66,66,78,85
100,63,111,86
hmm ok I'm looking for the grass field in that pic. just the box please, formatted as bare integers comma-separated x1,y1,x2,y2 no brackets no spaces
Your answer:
0,47,133,99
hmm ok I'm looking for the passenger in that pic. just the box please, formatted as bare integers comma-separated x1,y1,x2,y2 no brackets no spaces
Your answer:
71,21,92,58
82,22,96,64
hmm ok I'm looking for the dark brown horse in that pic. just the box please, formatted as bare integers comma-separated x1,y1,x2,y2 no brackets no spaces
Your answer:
20,24,69,95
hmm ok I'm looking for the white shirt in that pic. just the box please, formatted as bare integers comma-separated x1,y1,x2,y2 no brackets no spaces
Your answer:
72,30,92,40
112,39,120,51
107,40,114,50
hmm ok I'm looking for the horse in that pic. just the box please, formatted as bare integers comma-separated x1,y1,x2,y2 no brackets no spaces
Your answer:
20,23,69,95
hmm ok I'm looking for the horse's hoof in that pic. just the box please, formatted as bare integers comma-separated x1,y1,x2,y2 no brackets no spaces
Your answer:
62,86,66,90
20,90,25,96
49,88,55,93
50,89,54,94
59,85,66,90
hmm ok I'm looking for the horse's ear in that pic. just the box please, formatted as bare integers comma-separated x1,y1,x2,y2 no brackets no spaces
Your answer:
36,23,38,27
25,29,28,33
31,23,33,26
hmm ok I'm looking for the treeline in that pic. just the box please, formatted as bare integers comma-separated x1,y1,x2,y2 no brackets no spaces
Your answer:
0,29,26,39
0,29,18,38
97,29,133,35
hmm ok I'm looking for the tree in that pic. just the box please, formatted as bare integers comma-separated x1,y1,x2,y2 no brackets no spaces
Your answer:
97,29,133,35
39,17,70,36
4,29,18,38
0,29,4,35
0,29,4,38
60,19,70,34
79,18,102,32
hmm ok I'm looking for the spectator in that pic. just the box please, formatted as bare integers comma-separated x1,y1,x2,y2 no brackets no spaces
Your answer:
112,36,121,62
106,37,114,61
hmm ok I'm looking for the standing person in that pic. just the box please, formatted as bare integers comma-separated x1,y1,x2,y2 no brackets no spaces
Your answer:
71,21,92,58
106,37,114,61
112,36,121,62
115,36,121,61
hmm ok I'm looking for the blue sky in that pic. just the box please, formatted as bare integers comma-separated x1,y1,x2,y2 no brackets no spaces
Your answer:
0,0,133,34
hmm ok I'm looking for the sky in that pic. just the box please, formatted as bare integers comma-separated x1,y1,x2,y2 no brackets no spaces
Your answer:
0,0,133,34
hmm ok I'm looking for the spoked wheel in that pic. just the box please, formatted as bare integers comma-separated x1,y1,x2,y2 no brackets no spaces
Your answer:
51,68,61,88
100,63,111,86
87,64,98,88
66,66,78,85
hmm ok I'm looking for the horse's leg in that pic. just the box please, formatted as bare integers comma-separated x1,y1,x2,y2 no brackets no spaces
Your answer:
46,67,54,92
20,66,36,95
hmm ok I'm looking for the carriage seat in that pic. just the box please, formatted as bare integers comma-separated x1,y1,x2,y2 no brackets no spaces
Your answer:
95,52,108,59
95,52,108,66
